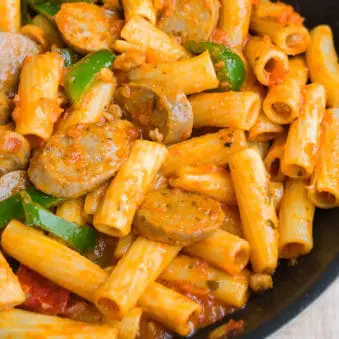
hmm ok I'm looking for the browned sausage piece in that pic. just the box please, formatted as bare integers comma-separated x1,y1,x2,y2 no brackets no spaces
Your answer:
55,3,111,55
115,81,193,145
157,0,220,44
0,170,29,201
28,120,138,198
134,188,225,246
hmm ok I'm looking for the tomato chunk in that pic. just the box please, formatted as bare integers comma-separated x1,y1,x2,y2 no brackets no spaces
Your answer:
17,265,70,315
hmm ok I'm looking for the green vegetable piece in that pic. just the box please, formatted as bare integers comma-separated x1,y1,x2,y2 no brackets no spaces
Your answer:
21,191,97,253
25,187,66,209
54,47,80,67
29,1,60,18
0,195,25,229
64,50,116,104
0,187,65,228
185,41,246,91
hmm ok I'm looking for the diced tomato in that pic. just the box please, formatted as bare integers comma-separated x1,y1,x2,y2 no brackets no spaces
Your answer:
209,29,231,47
17,265,70,316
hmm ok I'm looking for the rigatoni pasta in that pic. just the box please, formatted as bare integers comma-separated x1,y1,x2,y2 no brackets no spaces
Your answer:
122,0,156,24
308,109,339,208
128,51,219,95
161,128,247,176
0,250,25,311
13,52,63,141
94,236,180,318
169,165,236,204
183,229,250,275
190,91,260,130
1,220,107,302
94,140,168,237
244,36,289,86
230,149,279,274
263,57,308,124
281,83,326,179
0,0,20,32
307,25,339,108
279,179,315,259
218,0,252,48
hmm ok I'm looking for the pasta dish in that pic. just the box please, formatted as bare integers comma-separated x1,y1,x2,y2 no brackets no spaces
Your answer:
0,0,338,337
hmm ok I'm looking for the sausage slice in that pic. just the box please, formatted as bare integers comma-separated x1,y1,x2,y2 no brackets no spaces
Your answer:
134,188,224,246
28,120,138,198
115,81,193,144
157,0,220,44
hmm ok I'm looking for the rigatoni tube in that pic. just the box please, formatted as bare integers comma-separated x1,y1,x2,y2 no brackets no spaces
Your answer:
139,282,201,336
122,0,156,24
161,128,247,176
307,25,339,109
281,83,326,179
279,179,315,259
250,2,310,55
56,198,86,225
169,165,236,204
244,36,289,86
161,255,249,308
270,181,284,211
113,233,136,260
218,0,252,48
230,149,278,274
84,182,109,215
263,57,308,124
1,220,107,302
120,16,189,63
308,109,339,208
248,111,284,142
190,91,260,130
0,0,20,32
57,73,116,131
128,51,219,95
118,308,143,339
94,140,168,237
183,229,250,275
94,236,180,319
0,309,118,338
0,250,25,311
13,52,63,141
264,133,287,182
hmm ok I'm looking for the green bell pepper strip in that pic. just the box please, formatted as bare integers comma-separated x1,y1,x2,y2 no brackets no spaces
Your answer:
25,187,66,209
21,192,97,253
185,41,246,91
29,1,60,19
0,195,25,229
64,50,116,105
0,187,66,229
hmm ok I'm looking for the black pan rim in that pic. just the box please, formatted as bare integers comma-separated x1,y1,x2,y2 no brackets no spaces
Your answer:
241,253,339,338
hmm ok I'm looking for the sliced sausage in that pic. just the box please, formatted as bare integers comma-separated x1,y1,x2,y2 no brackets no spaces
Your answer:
157,0,220,44
55,3,111,55
0,170,29,201
28,120,138,198
134,188,224,246
115,81,193,144
0,131,31,175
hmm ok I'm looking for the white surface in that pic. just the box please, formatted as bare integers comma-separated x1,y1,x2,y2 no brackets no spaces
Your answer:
270,278,339,339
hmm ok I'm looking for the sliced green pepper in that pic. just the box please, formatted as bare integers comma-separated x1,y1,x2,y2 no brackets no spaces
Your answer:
185,41,246,91
21,192,97,253
64,50,116,105
29,1,60,19
25,187,66,209
0,187,65,229
0,195,25,229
